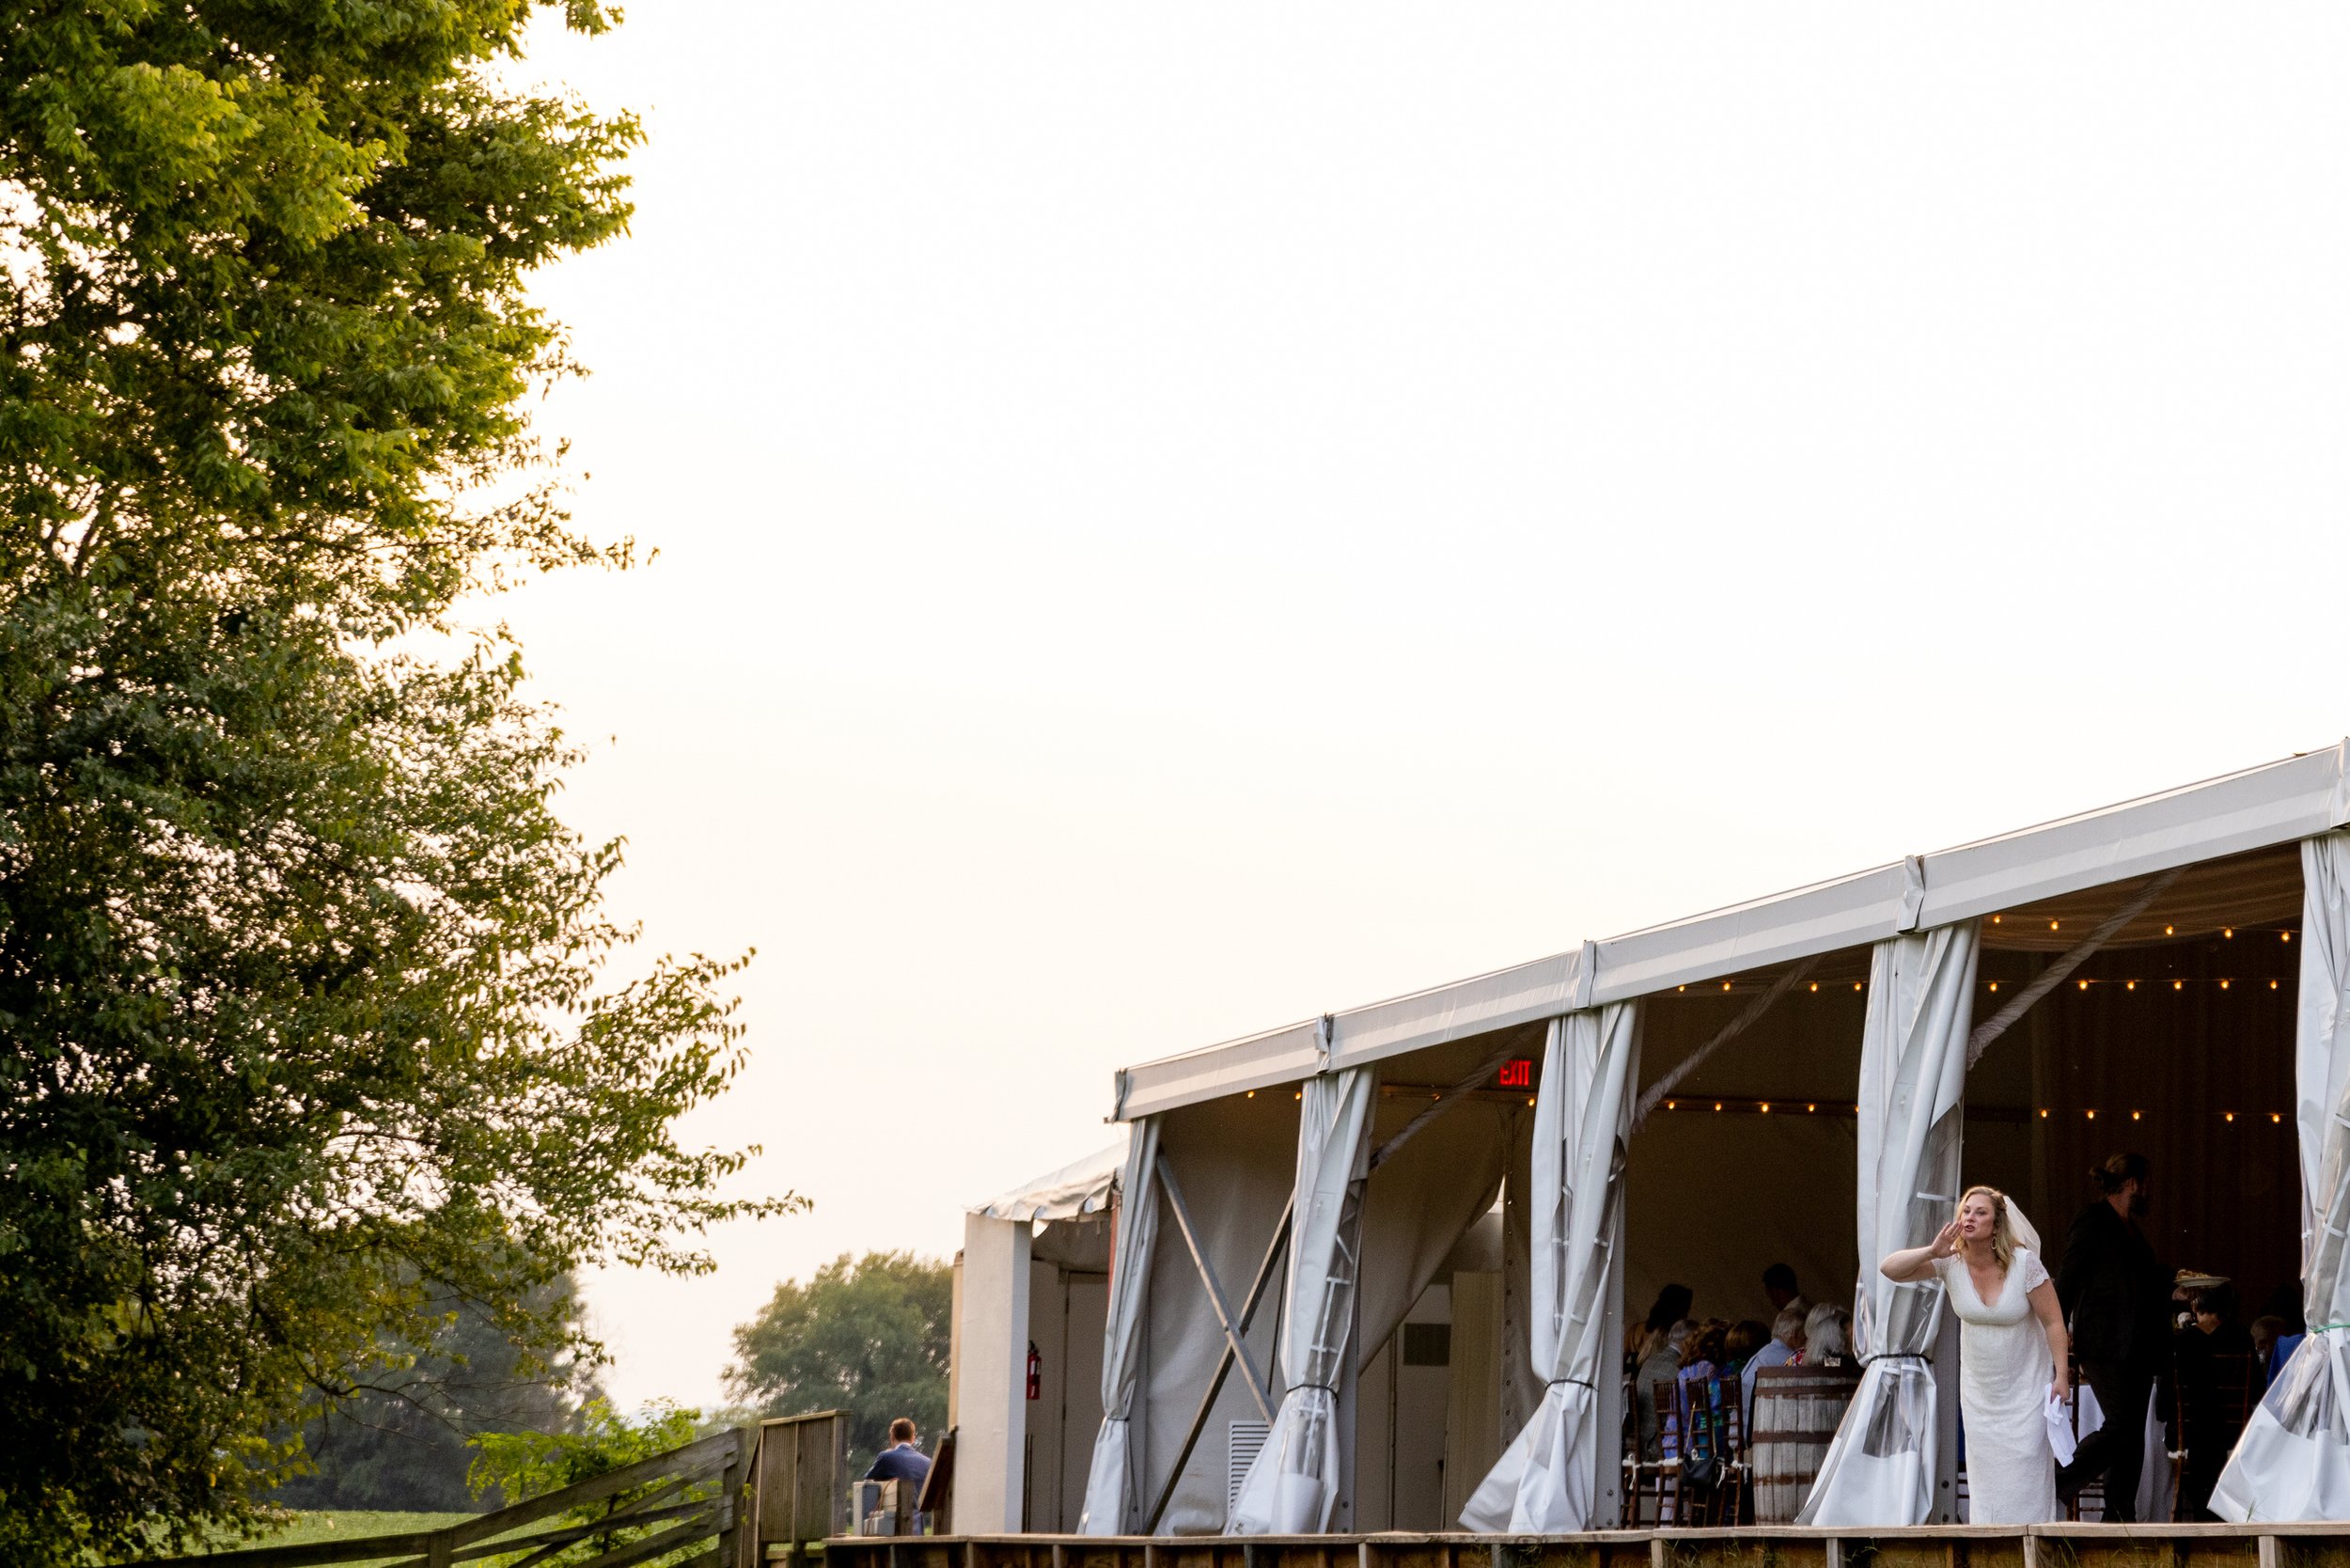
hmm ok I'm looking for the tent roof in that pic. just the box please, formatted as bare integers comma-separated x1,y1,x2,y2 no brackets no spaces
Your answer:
1114,741,2350,1121
972,1132,1128,1222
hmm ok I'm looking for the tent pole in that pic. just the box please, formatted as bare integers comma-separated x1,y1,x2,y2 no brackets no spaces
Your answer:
1142,1200,1293,1532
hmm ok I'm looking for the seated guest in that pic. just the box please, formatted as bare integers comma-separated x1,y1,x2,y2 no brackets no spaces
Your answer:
1744,1304,1808,1418
2174,1283,2255,1519
1637,1320,1694,1459
1796,1303,1853,1367
1675,1320,1732,1455
2251,1314,2288,1387
1763,1262,1802,1313
1630,1283,1696,1369
1724,1319,1769,1375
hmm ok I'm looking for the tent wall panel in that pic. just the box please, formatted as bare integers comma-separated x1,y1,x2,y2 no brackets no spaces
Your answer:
1138,1094,1300,1534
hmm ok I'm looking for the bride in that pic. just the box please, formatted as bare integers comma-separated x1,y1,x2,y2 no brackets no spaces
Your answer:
1879,1184,2071,1525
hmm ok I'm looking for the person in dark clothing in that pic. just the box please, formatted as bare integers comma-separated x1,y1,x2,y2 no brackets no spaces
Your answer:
2173,1282,2256,1519
865,1418,932,1487
2055,1153,2171,1519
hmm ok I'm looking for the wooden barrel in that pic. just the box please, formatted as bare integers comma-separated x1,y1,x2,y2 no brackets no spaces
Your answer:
1749,1363,1863,1523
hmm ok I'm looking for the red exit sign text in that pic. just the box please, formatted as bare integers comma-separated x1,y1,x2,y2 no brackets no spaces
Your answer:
1496,1058,1534,1090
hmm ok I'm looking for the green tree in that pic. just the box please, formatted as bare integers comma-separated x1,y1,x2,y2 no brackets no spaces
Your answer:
273,1277,599,1513
469,1402,714,1568
727,1253,954,1476
0,4,798,1563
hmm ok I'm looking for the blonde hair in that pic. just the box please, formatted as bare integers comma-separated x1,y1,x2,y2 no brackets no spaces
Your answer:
1959,1184,2018,1271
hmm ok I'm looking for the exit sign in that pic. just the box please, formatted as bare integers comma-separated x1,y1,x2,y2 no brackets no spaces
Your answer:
1497,1058,1534,1090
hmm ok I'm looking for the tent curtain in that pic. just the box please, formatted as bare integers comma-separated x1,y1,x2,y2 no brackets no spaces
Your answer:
1355,1100,1511,1375
2213,829,2350,1521
1797,922,1977,1527
1458,1004,1641,1532
1078,1118,1162,1534
1230,1067,1376,1534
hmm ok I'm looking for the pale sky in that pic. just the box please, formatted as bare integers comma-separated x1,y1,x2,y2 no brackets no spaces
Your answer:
488,4,2350,1411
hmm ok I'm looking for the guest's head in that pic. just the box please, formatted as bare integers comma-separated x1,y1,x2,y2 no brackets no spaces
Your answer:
1958,1185,2019,1269
1684,1320,1729,1369
1771,1304,1809,1351
1804,1302,1852,1362
1762,1262,1800,1311
1644,1283,1695,1333
1726,1320,1767,1363
2092,1152,2152,1216
2192,1282,2242,1335
2252,1315,2287,1366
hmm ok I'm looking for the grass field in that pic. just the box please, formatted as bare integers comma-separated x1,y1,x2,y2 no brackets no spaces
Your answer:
183,1511,476,1557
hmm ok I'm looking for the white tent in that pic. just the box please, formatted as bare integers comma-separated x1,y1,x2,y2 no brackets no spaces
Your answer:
955,743,2350,1533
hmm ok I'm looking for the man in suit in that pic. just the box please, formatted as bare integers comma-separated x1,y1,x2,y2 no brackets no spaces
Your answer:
2056,1152,2171,1519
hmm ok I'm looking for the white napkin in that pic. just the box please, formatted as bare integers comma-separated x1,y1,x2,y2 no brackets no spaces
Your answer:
2045,1388,2078,1465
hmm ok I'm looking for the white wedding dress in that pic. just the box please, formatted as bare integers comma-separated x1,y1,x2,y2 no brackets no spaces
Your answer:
1934,1247,2059,1524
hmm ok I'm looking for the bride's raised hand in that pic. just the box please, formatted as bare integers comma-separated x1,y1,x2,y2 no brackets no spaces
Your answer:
1929,1219,1963,1259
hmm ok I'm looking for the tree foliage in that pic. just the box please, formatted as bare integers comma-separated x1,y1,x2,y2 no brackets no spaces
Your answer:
273,1278,597,1514
727,1252,954,1477
0,3,796,1562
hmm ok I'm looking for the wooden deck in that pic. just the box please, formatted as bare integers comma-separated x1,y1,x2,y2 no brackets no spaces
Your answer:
818,1523,2350,1568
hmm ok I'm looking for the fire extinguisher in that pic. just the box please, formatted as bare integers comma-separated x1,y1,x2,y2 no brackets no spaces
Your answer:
1026,1341,1042,1401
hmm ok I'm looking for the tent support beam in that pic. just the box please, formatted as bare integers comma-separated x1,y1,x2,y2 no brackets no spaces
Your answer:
1965,867,2186,1070
1370,1041,1528,1173
1143,1199,1292,1533
1631,957,1820,1131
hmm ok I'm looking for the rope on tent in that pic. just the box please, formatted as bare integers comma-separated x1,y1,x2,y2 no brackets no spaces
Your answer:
1964,865,2186,1071
1631,957,1821,1133
1370,1039,1528,1172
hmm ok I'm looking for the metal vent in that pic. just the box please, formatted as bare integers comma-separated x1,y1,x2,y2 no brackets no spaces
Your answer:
1228,1419,1270,1515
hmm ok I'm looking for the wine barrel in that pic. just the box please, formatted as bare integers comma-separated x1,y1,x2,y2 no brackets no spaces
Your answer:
1749,1362,1862,1523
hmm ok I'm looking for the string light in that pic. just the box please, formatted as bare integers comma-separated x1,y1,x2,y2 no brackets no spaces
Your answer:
1294,1090,1303,1101
2077,979,2091,990
2051,919,2061,931
2131,1110,2141,1121
1992,915,2002,924
2165,925,2175,936
2220,979,2232,990
1723,980,1732,992
1527,1097,1536,1106
1667,1099,1677,1111
1810,981,1819,992
2087,1109,2098,1120
1714,1102,1723,1112
2225,928,2234,938
2226,1112,2235,1123
2126,980,2137,991
1761,1103,1771,1114
1988,981,2000,993
2272,980,2281,990
1808,1103,1817,1113
1855,981,1863,992
2275,1113,2284,1124
1246,1090,1256,1098
2174,980,2185,991
2284,932,2295,943
2039,1108,2049,1119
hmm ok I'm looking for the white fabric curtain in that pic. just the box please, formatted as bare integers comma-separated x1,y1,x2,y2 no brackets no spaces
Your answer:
1798,922,1977,1527
2213,829,2350,1521
1230,1068,1376,1534
1078,1117,1161,1534
1458,1004,1641,1532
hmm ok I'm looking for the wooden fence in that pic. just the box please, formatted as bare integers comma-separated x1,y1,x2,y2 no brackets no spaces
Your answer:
123,1425,748,1568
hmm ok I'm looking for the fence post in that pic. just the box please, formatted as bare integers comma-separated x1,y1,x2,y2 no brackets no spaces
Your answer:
718,1425,746,1568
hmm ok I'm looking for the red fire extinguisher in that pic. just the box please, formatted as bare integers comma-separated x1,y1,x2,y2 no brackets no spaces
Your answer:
1026,1341,1042,1401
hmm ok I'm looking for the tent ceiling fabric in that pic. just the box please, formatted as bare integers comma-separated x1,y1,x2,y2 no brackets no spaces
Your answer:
1117,745,2347,1121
